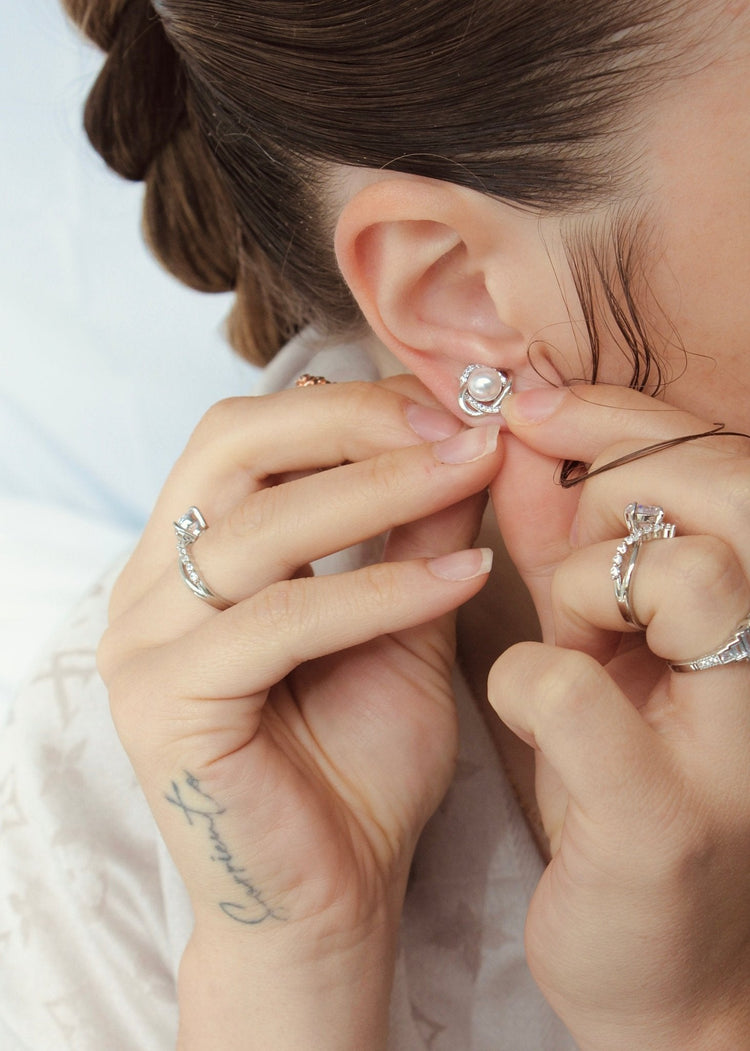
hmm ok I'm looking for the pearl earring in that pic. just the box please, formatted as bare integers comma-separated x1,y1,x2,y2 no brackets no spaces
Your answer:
457,364,513,417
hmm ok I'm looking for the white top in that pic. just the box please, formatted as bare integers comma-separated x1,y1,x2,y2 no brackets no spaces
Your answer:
0,333,575,1050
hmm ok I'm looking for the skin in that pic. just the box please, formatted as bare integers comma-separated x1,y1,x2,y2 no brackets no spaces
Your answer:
100,3,750,1048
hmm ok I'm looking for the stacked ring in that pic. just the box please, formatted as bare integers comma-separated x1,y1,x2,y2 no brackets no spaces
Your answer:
669,616,750,673
610,502,676,630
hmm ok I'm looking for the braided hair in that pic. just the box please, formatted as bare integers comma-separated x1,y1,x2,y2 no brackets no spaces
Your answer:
63,0,297,361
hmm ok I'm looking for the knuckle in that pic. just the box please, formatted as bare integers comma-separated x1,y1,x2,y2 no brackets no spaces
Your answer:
188,397,249,447
96,622,124,685
550,559,580,615
673,535,744,606
251,579,302,636
97,640,140,745
363,561,403,612
338,384,409,449
722,459,750,526
587,438,639,476
490,642,599,721
339,381,384,420
104,669,134,745
335,382,414,446
359,445,421,503
534,648,602,724
222,483,280,541
106,566,133,623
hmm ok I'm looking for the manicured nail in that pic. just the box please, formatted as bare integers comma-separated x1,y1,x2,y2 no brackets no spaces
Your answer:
406,403,462,441
504,387,567,423
434,424,500,464
428,547,494,581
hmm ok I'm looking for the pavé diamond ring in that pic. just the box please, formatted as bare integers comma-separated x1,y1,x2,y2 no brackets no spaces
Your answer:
669,615,750,672
610,502,676,630
173,506,233,611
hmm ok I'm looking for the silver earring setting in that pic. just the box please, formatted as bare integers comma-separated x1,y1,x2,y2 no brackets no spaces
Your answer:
457,364,513,417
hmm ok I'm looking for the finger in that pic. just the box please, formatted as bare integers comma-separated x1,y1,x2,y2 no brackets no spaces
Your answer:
383,491,488,565
501,383,721,468
551,535,750,750
570,440,750,572
383,491,489,667
107,550,493,763
113,381,463,612
502,383,750,561
552,534,750,665
493,383,713,637
113,426,502,647
490,433,580,639
488,641,669,830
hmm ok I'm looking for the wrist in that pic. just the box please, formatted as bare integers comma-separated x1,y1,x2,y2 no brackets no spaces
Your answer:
176,911,400,1051
570,997,750,1051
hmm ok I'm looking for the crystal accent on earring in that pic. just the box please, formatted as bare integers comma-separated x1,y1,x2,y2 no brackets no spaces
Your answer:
458,364,513,416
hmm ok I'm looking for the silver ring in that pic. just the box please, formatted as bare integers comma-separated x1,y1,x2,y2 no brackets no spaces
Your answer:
610,502,677,629
173,507,233,611
458,364,513,417
669,615,750,673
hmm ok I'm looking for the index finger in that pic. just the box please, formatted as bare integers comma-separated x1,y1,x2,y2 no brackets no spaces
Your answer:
501,384,720,465
500,382,750,549
116,380,462,608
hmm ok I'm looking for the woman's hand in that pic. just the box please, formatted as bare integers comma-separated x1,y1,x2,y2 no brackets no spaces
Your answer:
98,377,502,1050
489,385,750,1050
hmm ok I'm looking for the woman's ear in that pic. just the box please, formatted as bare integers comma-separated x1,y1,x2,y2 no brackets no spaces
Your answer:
334,174,577,414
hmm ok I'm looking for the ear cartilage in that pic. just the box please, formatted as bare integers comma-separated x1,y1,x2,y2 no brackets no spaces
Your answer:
457,364,513,416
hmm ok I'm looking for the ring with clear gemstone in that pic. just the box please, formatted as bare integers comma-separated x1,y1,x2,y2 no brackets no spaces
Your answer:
611,501,677,629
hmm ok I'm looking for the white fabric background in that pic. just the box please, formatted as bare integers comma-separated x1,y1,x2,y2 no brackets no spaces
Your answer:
0,1,259,713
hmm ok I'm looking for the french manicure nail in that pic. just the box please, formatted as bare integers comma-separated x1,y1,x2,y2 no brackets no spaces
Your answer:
406,403,462,441
434,424,500,464
428,547,494,581
504,387,566,423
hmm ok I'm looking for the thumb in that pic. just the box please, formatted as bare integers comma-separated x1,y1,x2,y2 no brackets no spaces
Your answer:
490,432,579,640
488,641,668,830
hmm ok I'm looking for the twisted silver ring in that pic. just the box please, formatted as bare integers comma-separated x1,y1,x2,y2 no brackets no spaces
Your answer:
458,364,513,417
610,502,677,629
669,615,750,673
173,507,233,611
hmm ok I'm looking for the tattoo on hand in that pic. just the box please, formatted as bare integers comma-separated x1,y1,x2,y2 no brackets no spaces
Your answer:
165,772,284,926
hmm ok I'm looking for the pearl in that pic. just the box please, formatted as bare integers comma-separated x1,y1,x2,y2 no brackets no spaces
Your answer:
458,363,513,416
466,366,505,403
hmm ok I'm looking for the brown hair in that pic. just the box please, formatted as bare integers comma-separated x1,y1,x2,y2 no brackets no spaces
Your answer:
62,0,690,367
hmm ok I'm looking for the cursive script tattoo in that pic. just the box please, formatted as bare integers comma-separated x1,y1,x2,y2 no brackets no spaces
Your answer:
165,772,284,926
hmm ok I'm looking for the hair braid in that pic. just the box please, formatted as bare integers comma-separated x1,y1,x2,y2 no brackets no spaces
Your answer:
62,0,290,361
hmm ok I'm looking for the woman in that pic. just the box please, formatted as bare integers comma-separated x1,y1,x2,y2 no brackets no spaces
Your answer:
3,0,750,1047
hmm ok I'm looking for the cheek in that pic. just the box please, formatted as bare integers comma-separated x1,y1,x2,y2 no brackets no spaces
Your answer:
643,210,750,426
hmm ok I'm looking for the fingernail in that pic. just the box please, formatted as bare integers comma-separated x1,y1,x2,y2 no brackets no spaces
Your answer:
435,425,500,464
505,387,566,423
428,547,494,581
406,403,462,441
